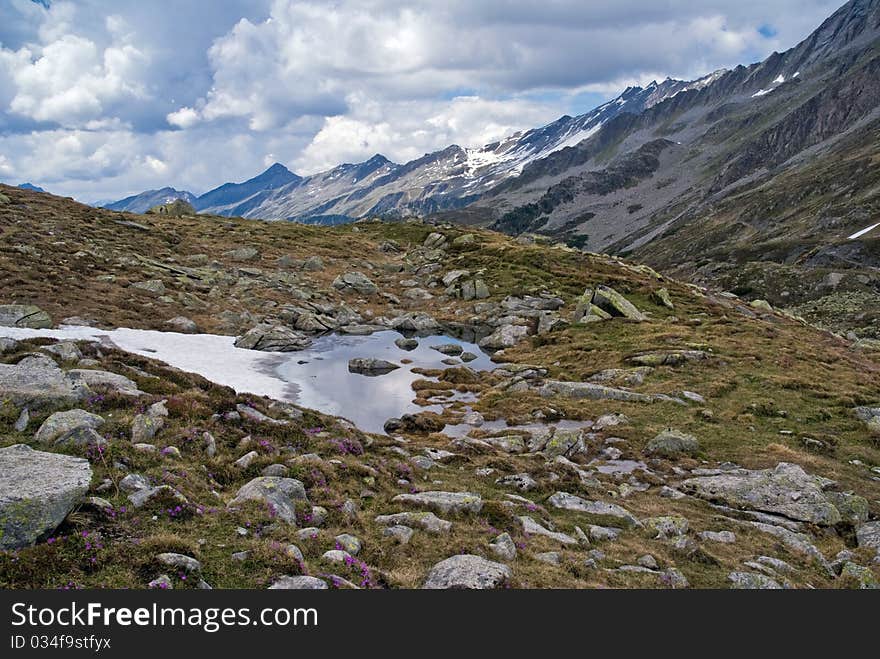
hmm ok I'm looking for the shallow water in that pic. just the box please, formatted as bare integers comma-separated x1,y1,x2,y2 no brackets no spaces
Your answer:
0,326,493,434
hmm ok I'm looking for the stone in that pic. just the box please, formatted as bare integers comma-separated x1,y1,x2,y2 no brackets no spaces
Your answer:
0,444,92,549
224,247,260,261
638,554,659,569
643,515,689,538
699,530,736,543
285,544,304,561
322,549,352,563
727,572,782,589
128,485,187,509
483,435,527,453
495,473,538,491
431,343,463,356
120,473,149,493
626,350,708,367
519,516,578,545
395,337,418,351
34,409,104,445
660,568,690,589
755,556,794,575
391,491,482,515
535,551,561,565
825,491,869,526
13,407,29,432
747,522,831,572
156,553,201,573
0,304,52,329
234,451,259,469
838,562,879,589
236,404,288,426
651,288,674,309
374,511,452,534
588,525,622,542
333,272,378,295
269,576,327,590
41,342,82,362
592,285,645,321
165,316,198,333
423,555,511,589
149,575,173,589
67,369,143,396
389,313,441,332
0,355,89,409
856,521,880,556
261,464,289,477
383,413,445,434
423,232,447,249
130,280,166,297
490,532,517,560
539,380,657,403
679,462,842,526
547,492,641,528
228,477,308,525
645,430,700,458
383,525,414,544
302,256,324,271
335,533,362,555
234,324,312,352
348,358,400,375
478,324,529,350
131,400,168,443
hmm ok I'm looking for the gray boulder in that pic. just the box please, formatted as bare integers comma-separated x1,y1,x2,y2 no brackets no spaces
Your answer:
592,286,646,321
348,358,400,375
269,576,328,590
391,491,482,515
423,554,511,589
547,492,641,528
645,430,700,458
0,354,89,409
234,324,312,352
374,511,452,534
679,463,843,526
228,477,308,524
0,304,52,329
478,324,529,350
34,409,105,445
0,444,91,549
333,272,378,295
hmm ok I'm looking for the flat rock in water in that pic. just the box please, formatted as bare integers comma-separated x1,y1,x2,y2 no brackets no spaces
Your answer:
422,554,511,589
348,358,400,375
0,444,92,550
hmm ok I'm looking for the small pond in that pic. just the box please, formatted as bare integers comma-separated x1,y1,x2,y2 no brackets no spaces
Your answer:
0,326,494,434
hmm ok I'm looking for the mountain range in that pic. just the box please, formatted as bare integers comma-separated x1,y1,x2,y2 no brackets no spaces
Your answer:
106,0,880,333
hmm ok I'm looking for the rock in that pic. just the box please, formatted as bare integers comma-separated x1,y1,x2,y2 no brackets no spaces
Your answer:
165,316,198,333
41,342,82,362
333,272,378,295
825,491,869,526
120,473,149,493
748,522,831,572
651,288,674,309
679,463,842,526
131,400,168,443
431,343,463,356
389,312,441,332
495,473,538,491
699,530,736,543
727,572,781,589
423,232,447,249
395,337,419,351
519,516,578,545
148,199,195,216
755,556,794,575
236,404,288,426
128,485,188,509
392,491,482,515
626,350,708,367
335,533,362,555
460,351,478,362
13,407,29,432
423,555,511,589
285,544,304,561
224,247,260,261
538,380,657,403
322,549,352,563
149,575,173,589
130,280,166,297
0,355,90,409
483,435,527,453
375,511,452,534
838,562,879,589
156,553,201,573
261,464,288,477
234,324,312,352
67,369,144,396
660,568,690,589
547,492,641,528
348,358,400,375
478,324,529,350
302,256,324,271
0,304,52,329
490,532,517,560
638,554,659,569
535,551,561,565
588,525,622,542
228,477,308,525
34,409,104,445
643,515,689,538
0,444,92,549
856,521,880,557
269,576,327,590
0,337,19,353
383,525,414,544
645,430,700,458
234,451,259,469
592,285,646,321
383,412,445,434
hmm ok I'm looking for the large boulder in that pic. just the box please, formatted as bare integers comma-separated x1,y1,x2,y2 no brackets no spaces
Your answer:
591,285,646,321
228,477,308,525
547,492,641,528
389,313,440,333
0,304,52,329
0,444,92,549
478,324,529,350
34,409,105,445
0,354,88,409
67,369,144,397
234,324,312,352
422,554,511,589
679,463,842,526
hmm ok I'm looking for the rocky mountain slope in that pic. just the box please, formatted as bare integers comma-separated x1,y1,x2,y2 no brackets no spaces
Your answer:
1,184,879,589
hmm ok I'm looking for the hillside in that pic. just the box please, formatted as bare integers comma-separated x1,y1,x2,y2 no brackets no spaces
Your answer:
1,184,879,589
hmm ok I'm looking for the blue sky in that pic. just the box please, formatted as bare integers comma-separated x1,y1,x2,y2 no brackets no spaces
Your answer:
0,0,848,201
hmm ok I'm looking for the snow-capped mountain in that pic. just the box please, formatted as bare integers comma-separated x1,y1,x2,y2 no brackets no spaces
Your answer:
173,76,719,223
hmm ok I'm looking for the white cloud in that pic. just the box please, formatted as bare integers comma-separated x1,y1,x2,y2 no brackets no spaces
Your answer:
166,106,200,129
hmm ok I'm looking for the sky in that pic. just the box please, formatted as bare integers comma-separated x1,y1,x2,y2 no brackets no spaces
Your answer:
0,0,848,203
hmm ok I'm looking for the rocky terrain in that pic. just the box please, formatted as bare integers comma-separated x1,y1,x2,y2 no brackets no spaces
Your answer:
1,184,879,589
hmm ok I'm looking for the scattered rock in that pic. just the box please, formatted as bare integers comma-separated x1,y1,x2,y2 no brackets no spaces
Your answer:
234,324,312,352
645,430,700,458
228,477,308,525
423,554,511,589
333,272,378,295
34,409,104,445
0,304,52,329
374,511,452,534
727,571,781,589
547,492,641,528
269,576,327,590
489,532,517,560
392,491,482,515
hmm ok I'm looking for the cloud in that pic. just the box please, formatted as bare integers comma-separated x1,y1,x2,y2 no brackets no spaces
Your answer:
0,0,848,200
